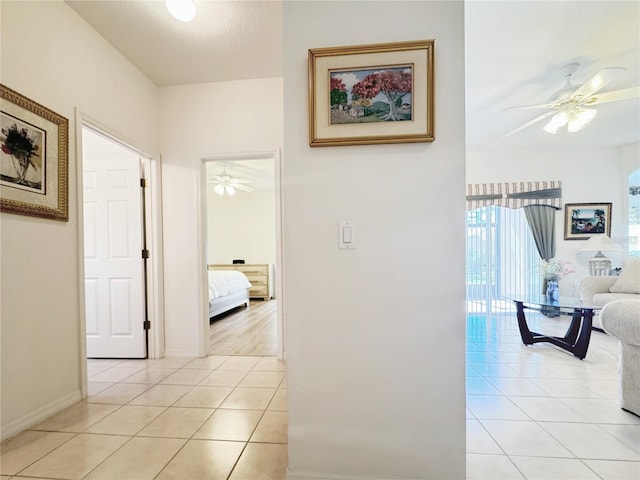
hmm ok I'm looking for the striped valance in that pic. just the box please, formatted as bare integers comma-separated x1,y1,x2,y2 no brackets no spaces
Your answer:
466,181,562,210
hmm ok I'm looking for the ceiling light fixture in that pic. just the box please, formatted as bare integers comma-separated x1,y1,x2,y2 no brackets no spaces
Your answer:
208,165,254,196
165,0,196,22
542,106,597,135
503,63,640,139
214,182,236,196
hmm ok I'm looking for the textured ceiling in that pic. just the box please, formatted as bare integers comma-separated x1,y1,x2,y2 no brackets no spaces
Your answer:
66,0,639,152
66,0,282,86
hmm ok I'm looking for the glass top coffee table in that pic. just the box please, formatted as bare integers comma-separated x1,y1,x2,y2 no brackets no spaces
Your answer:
505,294,602,360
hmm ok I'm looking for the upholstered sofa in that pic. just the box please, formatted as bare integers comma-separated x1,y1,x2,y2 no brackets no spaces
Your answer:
600,299,640,417
576,258,640,329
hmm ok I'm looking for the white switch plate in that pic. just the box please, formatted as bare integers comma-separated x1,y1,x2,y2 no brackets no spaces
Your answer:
339,221,356,249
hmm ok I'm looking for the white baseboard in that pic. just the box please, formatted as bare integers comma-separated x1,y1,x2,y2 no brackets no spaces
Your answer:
163,348,201,358
1,389,82,441
287,470,416,480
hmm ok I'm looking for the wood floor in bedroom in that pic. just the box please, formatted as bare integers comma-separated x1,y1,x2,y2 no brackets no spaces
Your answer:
209,299,277,356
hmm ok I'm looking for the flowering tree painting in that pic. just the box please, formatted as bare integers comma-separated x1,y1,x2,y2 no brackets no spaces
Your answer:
0,114,44,192
330,65,413,124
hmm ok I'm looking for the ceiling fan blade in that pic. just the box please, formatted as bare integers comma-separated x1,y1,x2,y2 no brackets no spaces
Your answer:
502,111,557,138
233,183,254,192
502,102,555,111
571,67,626,100
229,178,256,184
587,86,640,105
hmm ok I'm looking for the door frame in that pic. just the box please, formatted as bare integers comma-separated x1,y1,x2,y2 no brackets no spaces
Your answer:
75,110,165,398
199,150,285,359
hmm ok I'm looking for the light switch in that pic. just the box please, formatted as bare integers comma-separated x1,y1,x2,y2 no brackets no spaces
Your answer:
343,226,352,243
339,221,356,249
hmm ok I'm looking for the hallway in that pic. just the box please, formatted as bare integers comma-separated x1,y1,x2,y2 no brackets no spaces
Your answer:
1,355,287,479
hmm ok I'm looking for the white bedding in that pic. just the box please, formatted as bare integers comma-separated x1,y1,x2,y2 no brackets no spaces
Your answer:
208,270,252,302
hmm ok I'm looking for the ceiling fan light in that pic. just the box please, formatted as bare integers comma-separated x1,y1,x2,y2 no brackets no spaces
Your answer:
165,0,196,22
214,184,224,196
568,108,597,133
542,112,568,134
225,185,236,196
578,107,597,123
543,120,560,135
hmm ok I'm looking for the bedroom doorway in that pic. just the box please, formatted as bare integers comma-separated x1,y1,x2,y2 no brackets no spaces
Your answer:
201,151,284,359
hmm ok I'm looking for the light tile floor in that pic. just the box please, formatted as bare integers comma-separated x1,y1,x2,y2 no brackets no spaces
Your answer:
1,356,287,480
466,312,640,480
2,313,640,479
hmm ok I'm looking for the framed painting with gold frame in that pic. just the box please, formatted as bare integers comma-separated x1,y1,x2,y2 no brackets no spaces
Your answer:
308,39,435,147
1,84,68,221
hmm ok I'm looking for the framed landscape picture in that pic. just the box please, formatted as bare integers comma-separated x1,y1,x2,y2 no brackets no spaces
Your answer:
1,84,68,221
308,39,435,147
564,203,612,240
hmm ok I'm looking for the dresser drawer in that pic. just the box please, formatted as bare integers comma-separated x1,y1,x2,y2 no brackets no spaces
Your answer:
249,285,269,298
245,274,267,285
236,264,268,276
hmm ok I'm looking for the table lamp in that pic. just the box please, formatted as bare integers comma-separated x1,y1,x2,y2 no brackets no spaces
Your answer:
578,234,623,276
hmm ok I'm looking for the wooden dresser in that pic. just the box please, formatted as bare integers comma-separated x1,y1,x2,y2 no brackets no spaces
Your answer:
209,264,272,300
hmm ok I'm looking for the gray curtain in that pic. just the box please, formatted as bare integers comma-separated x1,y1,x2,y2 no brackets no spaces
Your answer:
524,205,557,299
523,205,556,261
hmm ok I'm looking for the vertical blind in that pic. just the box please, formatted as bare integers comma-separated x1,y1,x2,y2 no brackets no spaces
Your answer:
466,206,543,313
465,181,561,313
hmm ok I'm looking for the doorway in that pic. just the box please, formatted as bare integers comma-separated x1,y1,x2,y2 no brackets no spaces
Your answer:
201,151,284,359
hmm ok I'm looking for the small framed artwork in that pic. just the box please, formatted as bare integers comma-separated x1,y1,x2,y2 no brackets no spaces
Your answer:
564,203,612,240
308,39,435,147
1,84,68,221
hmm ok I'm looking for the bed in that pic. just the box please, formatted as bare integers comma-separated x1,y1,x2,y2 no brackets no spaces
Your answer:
208,268,252,318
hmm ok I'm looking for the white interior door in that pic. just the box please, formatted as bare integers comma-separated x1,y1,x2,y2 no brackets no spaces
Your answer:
83,130,146,358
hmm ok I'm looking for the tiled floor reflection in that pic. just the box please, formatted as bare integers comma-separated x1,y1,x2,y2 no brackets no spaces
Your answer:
466,312,640,479
2,312,640,479
1,355,287,480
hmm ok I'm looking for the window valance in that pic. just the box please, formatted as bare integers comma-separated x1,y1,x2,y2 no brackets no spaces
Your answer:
466,181,562,210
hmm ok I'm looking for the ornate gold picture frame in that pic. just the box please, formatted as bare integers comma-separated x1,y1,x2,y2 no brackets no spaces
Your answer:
308,39,435,147
1,84,68,221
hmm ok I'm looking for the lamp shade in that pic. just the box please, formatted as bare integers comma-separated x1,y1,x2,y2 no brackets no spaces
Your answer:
578,234,623,253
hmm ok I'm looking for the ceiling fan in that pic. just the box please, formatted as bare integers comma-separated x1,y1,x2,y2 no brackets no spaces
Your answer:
503,63,640,137
208,165,255,196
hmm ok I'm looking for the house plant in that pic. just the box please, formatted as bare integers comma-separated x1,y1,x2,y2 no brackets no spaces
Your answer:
540,258,574,300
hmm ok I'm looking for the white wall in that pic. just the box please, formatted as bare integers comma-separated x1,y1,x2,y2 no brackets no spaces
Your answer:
284,2,466,479
0,1,158,439
467,146,628,293
207,189,276,266
621,142,640,178
159,78,283,357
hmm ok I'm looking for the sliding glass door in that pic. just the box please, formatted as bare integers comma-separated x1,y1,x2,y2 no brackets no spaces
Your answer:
466,206,542,313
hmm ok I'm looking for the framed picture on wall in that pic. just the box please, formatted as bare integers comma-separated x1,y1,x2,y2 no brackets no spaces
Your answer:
308,39,435,147
564,203,612,240
0,84,68,221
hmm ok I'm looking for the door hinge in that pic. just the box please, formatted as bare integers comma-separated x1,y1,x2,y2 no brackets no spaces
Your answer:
142,249,150,259
140,178,147,188
143,320,151,330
